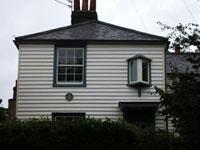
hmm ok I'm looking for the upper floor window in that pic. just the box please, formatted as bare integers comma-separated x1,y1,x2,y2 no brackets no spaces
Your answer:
54,47,85,87
127,54,151,87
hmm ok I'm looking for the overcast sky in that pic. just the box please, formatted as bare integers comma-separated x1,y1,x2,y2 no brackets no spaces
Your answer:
0,0,200,108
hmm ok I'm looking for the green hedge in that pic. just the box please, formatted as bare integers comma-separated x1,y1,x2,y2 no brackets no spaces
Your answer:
0,107,7,122
0,119,183,150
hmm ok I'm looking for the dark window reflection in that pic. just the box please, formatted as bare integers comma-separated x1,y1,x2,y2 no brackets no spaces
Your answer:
67,49,74,58
67,74,74,82
75,67,82,74
58,67,65,74
66,67,74,74
75,74,82,82
75,57,83,65
59,49,66,57
58,75,65,82
67,58,74,65
75,49,83,58
142,60,149,82
58,57,65,65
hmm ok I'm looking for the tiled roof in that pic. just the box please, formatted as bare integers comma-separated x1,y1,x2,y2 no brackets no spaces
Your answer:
166,53,200,74
15,20,167,42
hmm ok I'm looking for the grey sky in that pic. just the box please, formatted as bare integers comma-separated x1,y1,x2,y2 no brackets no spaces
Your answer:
0,0,200,107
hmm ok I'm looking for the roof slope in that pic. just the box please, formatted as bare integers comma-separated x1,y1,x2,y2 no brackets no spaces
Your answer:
15,20,167,42
166,53,200,74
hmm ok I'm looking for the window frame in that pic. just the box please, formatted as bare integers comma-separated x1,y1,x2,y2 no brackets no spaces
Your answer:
53,46,86,87
52,113,86,121
127,54,151,87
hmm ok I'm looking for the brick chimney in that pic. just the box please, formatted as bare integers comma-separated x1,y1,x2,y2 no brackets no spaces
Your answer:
8,80,17,120
175,45,181,54
71,0,98,24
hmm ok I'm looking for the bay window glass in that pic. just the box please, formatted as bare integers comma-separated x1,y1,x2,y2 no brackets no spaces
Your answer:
130,60,137,82
142,59,149,82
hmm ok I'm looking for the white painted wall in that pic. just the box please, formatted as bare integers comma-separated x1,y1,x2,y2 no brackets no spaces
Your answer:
17,44,166,129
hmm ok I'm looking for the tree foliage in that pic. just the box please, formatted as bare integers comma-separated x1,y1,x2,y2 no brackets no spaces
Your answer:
158,22,200,52
156,72,200,135
158,22,200,69
156,22,200,148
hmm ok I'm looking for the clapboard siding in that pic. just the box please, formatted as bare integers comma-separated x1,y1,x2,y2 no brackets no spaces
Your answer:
17,97,160,101
17,44,166,129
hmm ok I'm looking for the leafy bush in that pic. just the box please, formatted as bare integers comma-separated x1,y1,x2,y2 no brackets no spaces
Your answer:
0,119,183,150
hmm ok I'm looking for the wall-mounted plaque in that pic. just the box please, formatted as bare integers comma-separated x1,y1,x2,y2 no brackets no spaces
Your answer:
65,93,73,101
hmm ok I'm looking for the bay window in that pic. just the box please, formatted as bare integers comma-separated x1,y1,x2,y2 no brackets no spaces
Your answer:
128,54,151,87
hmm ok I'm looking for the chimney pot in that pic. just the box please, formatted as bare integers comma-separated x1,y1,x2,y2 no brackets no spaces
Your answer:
90,0,96,11
74,0,80,11
82,0,88,12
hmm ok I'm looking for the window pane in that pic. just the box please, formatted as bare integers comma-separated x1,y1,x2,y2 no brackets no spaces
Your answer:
75,67,83,74
131,60,137,82
58,66,65,74
66,49,75,65
67,57,74,65
58,49,67,65
67,49,74,58
75,74,82,82
75,57,83,65
66,67,74,74
58,49,66,57
142,60,149,82
58,75,65,82
66,74,74,82
75,49,83,58
58,57,66,65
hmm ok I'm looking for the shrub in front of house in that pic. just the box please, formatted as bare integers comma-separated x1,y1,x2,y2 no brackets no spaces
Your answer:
0,119,183,150
0,107,7,122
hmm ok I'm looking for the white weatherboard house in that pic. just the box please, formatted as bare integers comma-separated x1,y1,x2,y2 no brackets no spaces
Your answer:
14,0,169,129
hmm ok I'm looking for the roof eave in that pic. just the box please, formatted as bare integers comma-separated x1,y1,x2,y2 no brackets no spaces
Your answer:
13,40,19,49
14,39,168,48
